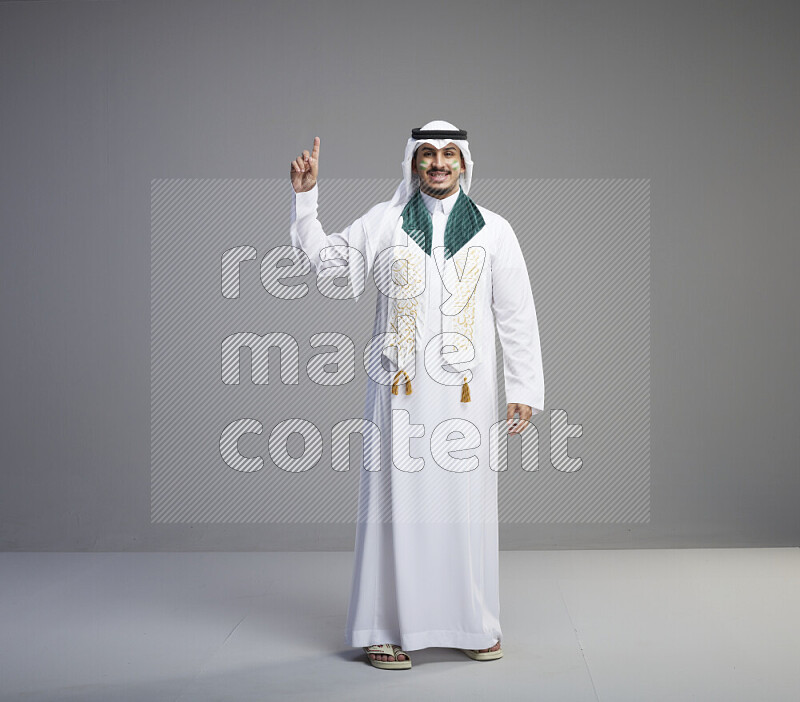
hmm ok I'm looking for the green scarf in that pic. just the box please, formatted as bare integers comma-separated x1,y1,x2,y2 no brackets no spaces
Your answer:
400,187,486,259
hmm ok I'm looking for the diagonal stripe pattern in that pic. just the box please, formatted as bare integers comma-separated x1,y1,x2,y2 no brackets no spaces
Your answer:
151,178,650,523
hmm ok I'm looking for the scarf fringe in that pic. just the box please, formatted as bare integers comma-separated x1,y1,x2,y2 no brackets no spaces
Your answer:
391,372,471,402
392,370,412,395
461,377,471,403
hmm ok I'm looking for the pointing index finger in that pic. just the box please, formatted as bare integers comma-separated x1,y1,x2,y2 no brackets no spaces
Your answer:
311,136,320,159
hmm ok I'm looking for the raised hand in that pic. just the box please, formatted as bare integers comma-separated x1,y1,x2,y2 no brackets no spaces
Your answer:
290,136,320,193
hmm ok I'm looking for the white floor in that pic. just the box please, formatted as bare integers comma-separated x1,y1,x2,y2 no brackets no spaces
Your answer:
1,548,798,701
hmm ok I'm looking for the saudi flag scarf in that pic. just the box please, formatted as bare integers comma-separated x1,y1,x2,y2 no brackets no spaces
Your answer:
381,187,487,402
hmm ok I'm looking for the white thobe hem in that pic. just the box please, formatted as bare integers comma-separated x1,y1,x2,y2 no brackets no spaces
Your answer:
347,628,501,652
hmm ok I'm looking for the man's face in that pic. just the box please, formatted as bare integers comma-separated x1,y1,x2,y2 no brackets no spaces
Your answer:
412,142,465,199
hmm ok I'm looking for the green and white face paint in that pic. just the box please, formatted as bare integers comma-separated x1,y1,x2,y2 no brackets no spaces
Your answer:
413,142,465,196
416,146,460,174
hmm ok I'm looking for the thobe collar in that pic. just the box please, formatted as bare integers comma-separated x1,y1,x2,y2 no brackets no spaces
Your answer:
420,187,460,216
400,186,486,259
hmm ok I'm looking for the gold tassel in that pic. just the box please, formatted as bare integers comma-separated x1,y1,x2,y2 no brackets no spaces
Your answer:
392,370,412,396
461,377,471,403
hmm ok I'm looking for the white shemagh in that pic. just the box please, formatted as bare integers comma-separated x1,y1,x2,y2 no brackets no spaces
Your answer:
377,120,485,396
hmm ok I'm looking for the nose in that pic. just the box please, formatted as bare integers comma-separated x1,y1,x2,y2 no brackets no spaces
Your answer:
431,153,446,169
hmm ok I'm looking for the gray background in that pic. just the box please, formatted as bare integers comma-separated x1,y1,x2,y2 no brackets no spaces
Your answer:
1,0,797,550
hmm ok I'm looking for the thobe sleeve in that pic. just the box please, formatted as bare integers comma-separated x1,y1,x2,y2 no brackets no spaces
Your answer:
490,219,545,415
290,182,380,294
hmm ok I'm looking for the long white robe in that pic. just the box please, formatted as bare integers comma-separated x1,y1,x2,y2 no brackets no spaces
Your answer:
290,182,544,652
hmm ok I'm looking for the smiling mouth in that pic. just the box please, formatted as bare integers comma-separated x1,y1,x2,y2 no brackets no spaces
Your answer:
428,171,450,180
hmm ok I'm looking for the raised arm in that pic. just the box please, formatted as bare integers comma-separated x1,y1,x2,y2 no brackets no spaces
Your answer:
491,219,545,432
289,137,377,293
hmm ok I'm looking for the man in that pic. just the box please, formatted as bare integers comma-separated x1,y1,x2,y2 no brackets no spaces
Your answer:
289,120,544,669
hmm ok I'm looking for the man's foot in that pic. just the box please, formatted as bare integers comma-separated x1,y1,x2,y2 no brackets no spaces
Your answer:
461,639,503,662
368,644,408,662
474,640,501,653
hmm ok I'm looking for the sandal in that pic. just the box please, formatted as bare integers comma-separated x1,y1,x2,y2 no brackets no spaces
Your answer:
363,643,412,670
461,640,503,661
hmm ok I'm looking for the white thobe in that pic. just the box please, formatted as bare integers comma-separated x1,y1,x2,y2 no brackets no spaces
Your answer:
291,182,544,652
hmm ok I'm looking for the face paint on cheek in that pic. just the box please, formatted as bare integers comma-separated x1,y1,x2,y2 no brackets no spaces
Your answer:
450,161,460,170
418,161,428,171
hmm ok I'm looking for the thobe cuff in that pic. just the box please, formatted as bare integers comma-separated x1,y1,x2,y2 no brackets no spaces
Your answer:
292,182,319,219
506,395,544,416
